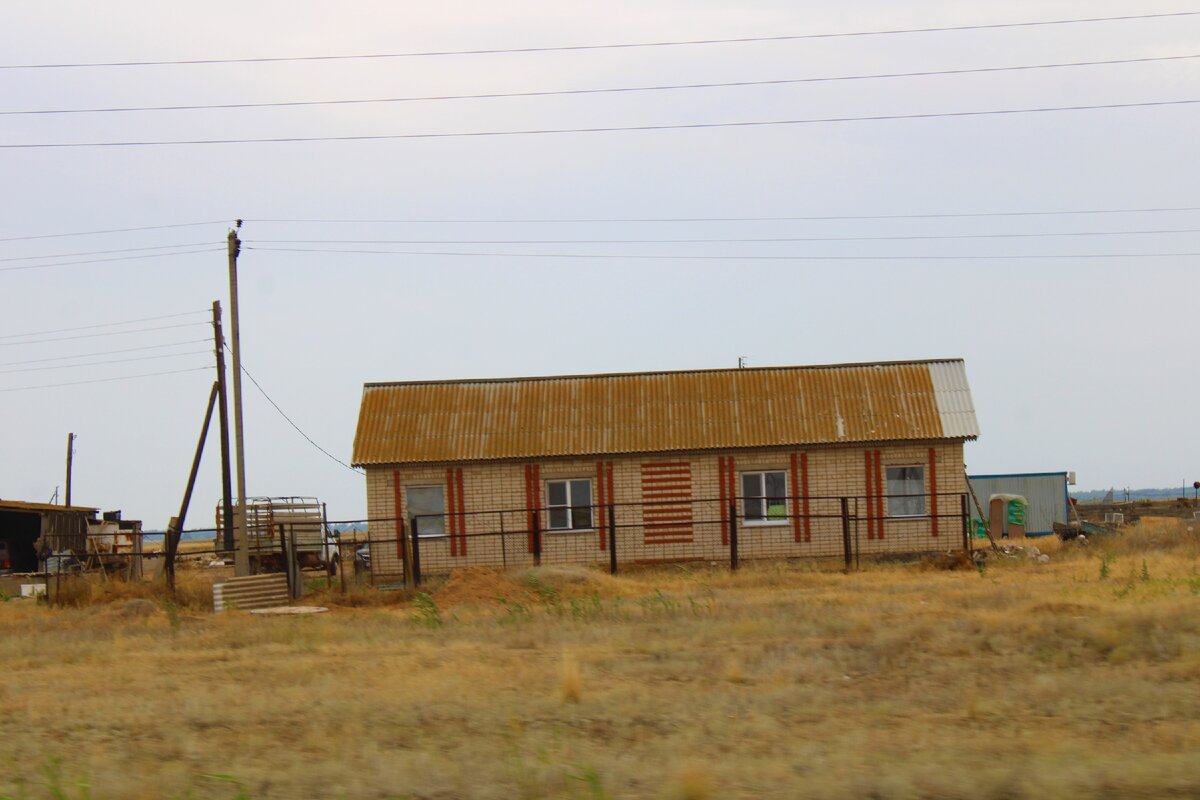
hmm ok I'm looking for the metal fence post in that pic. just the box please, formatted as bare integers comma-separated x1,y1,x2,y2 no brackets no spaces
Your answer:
841,497,852,572
410,516,422,587
728,501,738,571
608,503,617,575
960,493,970,553
278,523,292,598
532,509,542,567
288,524,301,599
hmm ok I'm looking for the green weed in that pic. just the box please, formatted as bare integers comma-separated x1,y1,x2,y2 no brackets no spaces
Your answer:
411,592,443,628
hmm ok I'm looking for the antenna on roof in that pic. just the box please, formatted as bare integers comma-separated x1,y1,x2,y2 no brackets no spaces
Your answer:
737,356,748,369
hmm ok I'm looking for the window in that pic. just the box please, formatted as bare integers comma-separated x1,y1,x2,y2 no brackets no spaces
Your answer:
547,479,593,530
742,471,787,523
407,486,446,536
886,466,925,517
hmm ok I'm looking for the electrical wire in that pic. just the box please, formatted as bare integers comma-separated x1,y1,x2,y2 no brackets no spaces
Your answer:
0,242,220,263
0,366,210,393
0,309,207,340
6,52,1196,116
230,347,362,474
0,349,213,375
1,322,211,347
0,247,224,272
246,205,1200,223
0,339,213,367
0,220,227,243
6,98,1196,148
4,11,1196,69
244,227,1200,246
245,244,1200,261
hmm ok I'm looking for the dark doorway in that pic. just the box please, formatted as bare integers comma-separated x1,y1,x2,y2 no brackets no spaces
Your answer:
0,510,41,572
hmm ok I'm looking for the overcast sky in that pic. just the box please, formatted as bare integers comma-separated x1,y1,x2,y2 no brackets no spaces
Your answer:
2,1,1198,528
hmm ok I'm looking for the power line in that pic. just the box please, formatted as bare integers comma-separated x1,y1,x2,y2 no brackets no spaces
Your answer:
0,309,207,339
1,322,211,347
231,348,362,474
244,227,1200,246
5,98,1197,149
0,339,213,367
0,349,213,375
6,52,1196,116
0,247,224,272
0,242,219,263
0,366,210,393
0,220,227,243
4,11,1196,69
245,244,1200,261
248,205,1200,224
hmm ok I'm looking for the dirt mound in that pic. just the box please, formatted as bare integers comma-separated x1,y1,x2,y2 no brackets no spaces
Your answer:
434,567,528,608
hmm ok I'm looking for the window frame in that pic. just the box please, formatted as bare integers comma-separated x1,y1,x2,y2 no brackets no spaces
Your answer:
885,465,927,518
545,478,594,532
406,484,447,537
741,470,789,526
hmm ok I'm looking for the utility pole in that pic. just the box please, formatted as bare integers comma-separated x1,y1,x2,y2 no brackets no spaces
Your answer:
212,301,235,553
227,225,251,576
64,432,75,506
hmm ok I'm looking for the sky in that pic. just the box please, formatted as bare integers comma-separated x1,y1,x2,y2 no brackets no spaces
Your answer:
2,1,1198,528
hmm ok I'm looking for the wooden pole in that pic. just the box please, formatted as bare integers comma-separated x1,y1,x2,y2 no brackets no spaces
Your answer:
165,383,219,594
64,432,74,506
212,301,235,554
227,227,251,577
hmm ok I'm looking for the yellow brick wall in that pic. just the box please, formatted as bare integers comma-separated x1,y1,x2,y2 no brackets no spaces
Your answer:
363,440,968,576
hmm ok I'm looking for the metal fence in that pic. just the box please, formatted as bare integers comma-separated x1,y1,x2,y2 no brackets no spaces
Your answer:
7,491,971,604
346,491,973,587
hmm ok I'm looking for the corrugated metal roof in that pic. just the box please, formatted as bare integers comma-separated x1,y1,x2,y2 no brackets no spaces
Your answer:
0,499,99,514
352,359,980,466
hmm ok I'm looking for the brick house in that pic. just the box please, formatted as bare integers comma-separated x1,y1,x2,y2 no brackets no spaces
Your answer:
351,359,979,576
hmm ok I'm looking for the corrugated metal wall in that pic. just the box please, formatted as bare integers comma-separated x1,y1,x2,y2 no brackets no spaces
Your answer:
967,473,1069,536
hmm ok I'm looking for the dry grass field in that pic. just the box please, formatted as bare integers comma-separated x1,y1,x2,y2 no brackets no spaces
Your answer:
1,521,1198,799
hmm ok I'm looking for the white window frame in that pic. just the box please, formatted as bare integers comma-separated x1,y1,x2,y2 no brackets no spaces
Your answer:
741,470,789,526
406,485,447,537
885,465,926,518
546,478,594,532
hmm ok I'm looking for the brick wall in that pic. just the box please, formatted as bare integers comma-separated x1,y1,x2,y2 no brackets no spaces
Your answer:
364,440,967,576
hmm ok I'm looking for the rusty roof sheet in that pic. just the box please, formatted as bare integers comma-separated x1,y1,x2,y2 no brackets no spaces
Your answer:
0,499,99,514
352,359,979,466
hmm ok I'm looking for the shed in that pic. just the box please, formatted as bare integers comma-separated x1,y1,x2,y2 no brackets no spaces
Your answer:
0,500,98,572
967,472,1070,537
353,359,981,576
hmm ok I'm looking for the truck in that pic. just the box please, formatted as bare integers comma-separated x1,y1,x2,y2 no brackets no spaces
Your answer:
215,497,342,574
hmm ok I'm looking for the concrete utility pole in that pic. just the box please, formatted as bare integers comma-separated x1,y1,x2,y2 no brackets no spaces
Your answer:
227,226,251,576
64,432,75,506
212,301,235,554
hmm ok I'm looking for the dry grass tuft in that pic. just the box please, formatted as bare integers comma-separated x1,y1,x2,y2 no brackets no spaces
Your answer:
561,649,582,703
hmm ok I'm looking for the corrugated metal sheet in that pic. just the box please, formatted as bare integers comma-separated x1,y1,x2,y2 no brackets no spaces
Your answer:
353,359,980,466
968,473,1069,536
928,360,981,439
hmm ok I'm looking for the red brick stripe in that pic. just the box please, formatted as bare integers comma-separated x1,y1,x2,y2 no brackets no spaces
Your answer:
874,450,885,540
456,467,467,555
928,448,938,538
801,452,811,542
864,451,875,540
718,457,729,545
393,469,405,559
446,468,458,557
790,453,803,543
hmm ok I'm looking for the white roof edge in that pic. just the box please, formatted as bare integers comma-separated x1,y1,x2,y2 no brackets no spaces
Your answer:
928,360,980,439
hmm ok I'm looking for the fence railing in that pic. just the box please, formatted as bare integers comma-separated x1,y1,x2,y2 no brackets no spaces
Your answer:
11,492,973,603
360,491,972,586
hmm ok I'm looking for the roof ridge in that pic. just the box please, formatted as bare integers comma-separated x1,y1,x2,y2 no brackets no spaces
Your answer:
362,357,966,389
